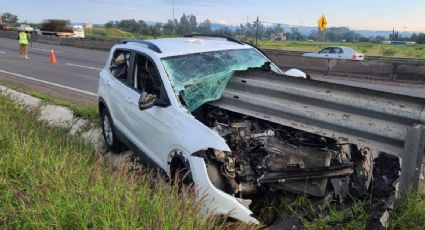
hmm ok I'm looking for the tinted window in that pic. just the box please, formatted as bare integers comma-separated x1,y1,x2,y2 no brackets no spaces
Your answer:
110,50,131,82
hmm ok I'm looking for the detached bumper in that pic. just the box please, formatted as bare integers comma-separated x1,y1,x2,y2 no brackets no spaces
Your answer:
189,156,259,225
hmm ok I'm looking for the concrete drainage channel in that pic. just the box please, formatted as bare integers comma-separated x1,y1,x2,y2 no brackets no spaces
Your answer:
0,85,137,168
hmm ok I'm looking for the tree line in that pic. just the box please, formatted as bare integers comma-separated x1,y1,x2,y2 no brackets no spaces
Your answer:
104,14,425,44
2,11,425,44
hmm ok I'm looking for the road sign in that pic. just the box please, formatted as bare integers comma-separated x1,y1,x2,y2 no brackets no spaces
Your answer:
318,15,328,32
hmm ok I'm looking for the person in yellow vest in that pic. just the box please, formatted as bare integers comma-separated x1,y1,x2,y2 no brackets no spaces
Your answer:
18,29,30,59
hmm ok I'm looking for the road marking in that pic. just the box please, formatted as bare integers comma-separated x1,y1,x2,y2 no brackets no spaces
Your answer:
0,69,97,97
31,47,63,54
0,51,6,54
66,63,102,71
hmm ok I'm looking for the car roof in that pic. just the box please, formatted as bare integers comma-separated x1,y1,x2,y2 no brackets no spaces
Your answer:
119,37,253,58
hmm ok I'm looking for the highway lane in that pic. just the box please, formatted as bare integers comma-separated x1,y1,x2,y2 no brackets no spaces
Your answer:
0,37,108,93
0,37,424,99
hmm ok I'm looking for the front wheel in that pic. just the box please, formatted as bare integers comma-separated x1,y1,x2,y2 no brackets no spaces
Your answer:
101,109,123,152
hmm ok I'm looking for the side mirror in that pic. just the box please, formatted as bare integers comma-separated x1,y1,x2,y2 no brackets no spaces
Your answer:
138,92,157,110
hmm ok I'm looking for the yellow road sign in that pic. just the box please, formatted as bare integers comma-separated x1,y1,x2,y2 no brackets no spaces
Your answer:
318,15,328,32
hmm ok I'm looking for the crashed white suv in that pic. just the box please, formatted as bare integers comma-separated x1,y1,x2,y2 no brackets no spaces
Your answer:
98,36,345,224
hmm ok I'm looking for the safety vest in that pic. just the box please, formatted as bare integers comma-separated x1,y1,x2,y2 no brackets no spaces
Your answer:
19,32,29,45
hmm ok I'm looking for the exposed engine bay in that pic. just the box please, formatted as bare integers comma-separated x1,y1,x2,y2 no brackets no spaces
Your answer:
193,105,376,200
192,105,399,227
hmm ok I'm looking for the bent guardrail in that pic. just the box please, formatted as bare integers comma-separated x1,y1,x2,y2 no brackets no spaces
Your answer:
211,69,425,195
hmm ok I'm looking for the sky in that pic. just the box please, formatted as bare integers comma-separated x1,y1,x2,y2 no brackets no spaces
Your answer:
1,0,424,32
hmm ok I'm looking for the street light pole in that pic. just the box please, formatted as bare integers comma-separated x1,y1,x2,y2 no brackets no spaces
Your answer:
255,16,259,45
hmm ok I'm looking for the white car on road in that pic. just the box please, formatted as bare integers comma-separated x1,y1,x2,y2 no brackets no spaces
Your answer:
303,46,365,61
97,36,361,225
17,24,34,32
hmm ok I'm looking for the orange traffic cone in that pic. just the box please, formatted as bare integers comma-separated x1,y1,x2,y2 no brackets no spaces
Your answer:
50,49,57,64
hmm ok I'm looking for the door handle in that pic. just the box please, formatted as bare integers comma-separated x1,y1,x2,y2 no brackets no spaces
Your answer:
105,80,112,87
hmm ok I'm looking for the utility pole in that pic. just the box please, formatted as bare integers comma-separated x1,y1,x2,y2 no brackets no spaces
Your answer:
255,16,259,45
245,16,249,41
172,3,175,21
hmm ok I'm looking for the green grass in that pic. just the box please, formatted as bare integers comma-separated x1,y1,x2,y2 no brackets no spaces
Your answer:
257,40,425,59
390,188,425,229
0,80,99,121
29,91,99,121
0,94,256,229
90,28,154,40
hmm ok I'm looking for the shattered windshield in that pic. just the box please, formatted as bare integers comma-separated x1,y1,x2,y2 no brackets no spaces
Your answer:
162,48,279,112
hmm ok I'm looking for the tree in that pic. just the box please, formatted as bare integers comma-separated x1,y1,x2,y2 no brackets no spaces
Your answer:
290,27,302,40
150,23,162,38
163,19,176,35
189,15,197,32
137,20,149,34
415,33,425,44
105,21,115,28
214,27,234,37
117,19,141,33
1,12,18,24
198,19,211,34
177,14,191,35
275,24,284,34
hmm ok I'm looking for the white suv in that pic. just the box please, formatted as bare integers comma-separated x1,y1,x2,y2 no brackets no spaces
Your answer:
98,36,357,224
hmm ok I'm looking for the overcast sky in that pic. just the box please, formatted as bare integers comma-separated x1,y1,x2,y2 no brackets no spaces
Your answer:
1,0,424,32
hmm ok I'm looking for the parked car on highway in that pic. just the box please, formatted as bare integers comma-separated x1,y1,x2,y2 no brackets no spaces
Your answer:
303,46,365,61
97,36,372,224
0,24,10,31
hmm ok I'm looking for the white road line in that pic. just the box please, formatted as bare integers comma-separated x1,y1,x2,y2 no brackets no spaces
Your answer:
0,69,97,97
0,51,6,54
66,63,102,71
31,47,63,54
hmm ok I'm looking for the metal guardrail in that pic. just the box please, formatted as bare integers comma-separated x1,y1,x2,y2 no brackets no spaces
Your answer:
262,48,425,65
211,69,425,193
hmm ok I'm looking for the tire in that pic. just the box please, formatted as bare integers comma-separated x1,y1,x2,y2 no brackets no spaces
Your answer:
101,109,123,152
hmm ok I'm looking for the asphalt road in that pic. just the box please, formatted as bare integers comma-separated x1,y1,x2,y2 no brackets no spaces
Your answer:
0,37,424,99
0,37,107,94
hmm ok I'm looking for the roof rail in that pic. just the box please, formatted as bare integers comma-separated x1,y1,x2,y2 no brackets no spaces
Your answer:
184,34,244,45
119,39,162,53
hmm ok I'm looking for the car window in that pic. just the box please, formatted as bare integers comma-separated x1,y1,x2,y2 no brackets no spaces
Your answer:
132,53,163,98
330,47,343,54
319,48,331,54
110,50,131,82
335,48,343,53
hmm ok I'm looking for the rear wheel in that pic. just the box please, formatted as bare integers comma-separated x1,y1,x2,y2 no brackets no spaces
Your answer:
101,109,123,152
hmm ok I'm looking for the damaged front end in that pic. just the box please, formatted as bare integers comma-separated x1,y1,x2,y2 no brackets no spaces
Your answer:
193,106,376,201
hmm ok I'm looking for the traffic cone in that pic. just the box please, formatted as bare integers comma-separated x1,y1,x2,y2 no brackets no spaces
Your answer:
50,49,57,64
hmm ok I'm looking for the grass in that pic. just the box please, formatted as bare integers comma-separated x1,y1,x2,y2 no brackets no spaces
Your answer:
257,40,425,59
0,80,99,121
390,188,425,229
29,91,99,121
89,28,154,40
0,94,258,229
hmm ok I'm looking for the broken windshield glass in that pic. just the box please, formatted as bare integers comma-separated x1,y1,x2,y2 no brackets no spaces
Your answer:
162,48,278,112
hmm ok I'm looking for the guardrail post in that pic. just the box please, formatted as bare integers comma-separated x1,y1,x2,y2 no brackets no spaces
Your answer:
399,124,425,197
